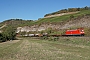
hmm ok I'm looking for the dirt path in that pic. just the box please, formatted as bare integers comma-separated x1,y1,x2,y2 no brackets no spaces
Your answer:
0,24,6,29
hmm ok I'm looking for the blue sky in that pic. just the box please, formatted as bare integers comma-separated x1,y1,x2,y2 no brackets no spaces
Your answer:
0,0,90,22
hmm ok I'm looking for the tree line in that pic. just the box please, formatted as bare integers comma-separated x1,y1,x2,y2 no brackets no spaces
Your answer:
44,6,90,17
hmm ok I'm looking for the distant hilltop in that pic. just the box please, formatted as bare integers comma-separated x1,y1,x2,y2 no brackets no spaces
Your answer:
44,6,90,18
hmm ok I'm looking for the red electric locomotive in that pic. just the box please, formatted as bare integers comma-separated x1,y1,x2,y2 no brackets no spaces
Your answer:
65,28,85,36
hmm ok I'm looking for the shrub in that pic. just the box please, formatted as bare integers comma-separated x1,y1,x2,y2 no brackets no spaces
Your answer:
41,36,48,40
53,37,59,41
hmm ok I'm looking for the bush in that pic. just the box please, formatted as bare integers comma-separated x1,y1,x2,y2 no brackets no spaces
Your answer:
48,37,59,41
41,36,48,40
53,37,59,41
48,36,53,41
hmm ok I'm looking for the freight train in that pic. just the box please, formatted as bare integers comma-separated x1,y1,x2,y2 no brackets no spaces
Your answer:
17,28,85,37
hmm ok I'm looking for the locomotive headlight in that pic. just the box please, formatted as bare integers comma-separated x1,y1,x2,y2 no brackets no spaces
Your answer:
81,32,84,33
81,32,83,33
82,30,84,31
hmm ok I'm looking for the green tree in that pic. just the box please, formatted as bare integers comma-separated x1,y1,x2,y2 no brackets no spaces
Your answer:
46,28,53,34
2,26,16,41
84,6,89,10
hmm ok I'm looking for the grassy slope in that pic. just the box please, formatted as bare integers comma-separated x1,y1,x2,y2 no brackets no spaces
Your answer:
0,37,90,60
35,10,90,24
